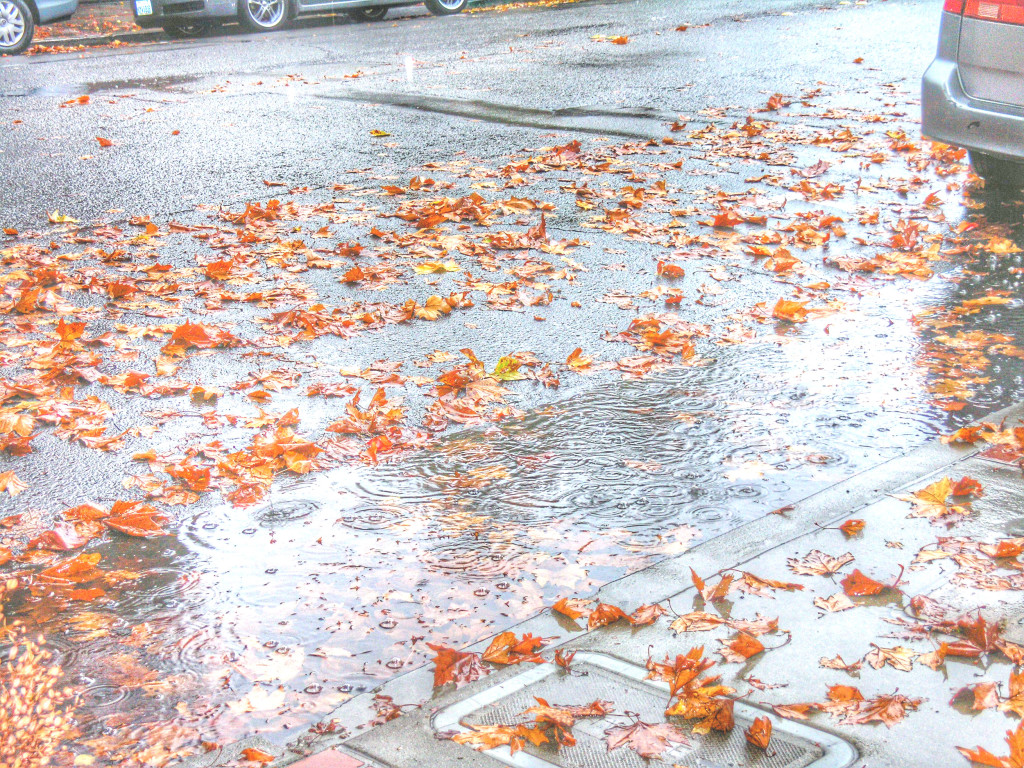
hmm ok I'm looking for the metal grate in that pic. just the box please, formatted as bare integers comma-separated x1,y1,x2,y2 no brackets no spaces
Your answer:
434,653,857,768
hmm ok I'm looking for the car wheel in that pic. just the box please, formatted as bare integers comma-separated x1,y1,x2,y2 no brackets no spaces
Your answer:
350,7,388,21
970,151,1024,195
424,0,467,15
239,0,288,32
162,21,207,37
0,0,34,56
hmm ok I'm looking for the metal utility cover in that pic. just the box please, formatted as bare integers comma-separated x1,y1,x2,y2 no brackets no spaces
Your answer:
434,653,857,768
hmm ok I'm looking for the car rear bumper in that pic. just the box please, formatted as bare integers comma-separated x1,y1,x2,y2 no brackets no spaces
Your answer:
922,57,1024,163
131,0,235,27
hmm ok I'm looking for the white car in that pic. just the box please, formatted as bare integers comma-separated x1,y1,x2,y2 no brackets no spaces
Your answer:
132,0,467,37
1,0,79,55
922,0,1024,190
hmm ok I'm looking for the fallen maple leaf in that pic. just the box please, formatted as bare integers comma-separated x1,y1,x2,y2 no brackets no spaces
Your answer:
896,477,970,523
772,298,809,323
839,519,866,537
630,604,668,626
841,567,903,597
735,571,804,597
670,611,726,633
814,593,855,613
819,654,862,672
690,568,734,602
951,476,984,498
604,718,689,759
427,643,489,688
588,603,631,629
657,261,686,278
718,632,765,663
554,649,576,670
96,137,113,148
958,719,1024,768
413,260,460,274
452,723,548,754
552,597,592,621
369,129,392,137
951,682,1001,712
240,747,275,763
47,209,79,224
999,670,1024,718
787,549,854,576
745,716,772,749
481,632,549,665
0,470,28,497
864,644,917,672
104,512,169,538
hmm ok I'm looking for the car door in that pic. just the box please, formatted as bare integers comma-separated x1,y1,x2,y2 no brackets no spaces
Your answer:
952,0,1024,108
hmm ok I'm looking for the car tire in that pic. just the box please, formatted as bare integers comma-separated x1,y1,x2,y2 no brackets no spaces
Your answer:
0,0,35,56
970,151,1024,195
162,21,207,37
424,0,468,15
239,0,289,32
349,7,388,21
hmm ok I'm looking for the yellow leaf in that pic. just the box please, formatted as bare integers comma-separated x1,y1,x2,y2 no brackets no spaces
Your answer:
413,261,460,274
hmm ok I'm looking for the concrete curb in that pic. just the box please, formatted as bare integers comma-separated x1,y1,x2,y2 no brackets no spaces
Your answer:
32,29,164,47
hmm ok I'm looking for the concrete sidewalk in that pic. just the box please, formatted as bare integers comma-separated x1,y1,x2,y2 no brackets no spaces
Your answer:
238,402,1024,768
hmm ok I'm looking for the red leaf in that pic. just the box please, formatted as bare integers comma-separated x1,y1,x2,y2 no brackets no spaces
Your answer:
839,519,866,537
840,569,887,597
104,513,169,538
427,643,489,688
588,603,630,629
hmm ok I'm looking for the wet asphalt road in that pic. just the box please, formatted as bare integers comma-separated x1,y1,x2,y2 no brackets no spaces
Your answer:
1,0,939,230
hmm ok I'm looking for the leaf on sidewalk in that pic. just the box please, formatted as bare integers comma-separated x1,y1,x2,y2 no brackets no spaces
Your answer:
787,549,855,576
670,611,727,633
691,568,735,602
604,719,689,759
814,593,855,612
957,719,1024,768
819,655,862,672
551,597,593,620
864,644,917,672
717,632,765,664
427,643,489,688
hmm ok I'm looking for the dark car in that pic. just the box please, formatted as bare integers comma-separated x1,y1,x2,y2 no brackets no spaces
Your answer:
132,0,467,37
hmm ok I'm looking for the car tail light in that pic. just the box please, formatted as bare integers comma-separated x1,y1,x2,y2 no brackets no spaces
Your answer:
944,0,964,12
964,0,1024,24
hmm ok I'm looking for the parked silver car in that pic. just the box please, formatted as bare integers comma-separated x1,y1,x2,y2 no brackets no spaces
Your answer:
0,0,78,55
922,0,1024,190
133,0,466,37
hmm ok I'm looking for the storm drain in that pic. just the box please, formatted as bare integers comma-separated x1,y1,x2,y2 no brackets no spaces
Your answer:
434,653,857,768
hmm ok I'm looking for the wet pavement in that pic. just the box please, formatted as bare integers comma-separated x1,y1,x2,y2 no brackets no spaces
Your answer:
289,400,1024,768
2,0,1024,766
